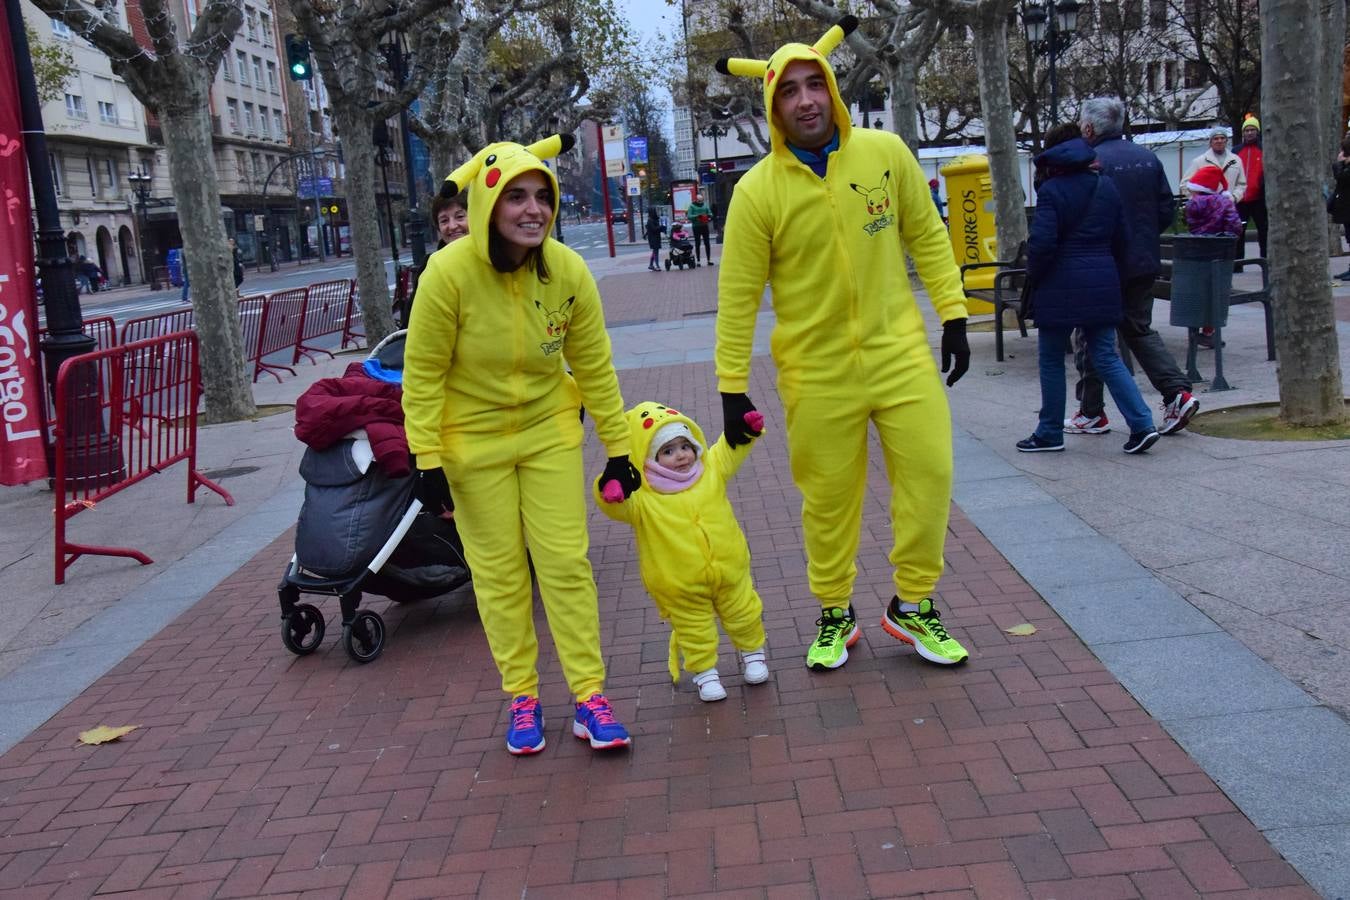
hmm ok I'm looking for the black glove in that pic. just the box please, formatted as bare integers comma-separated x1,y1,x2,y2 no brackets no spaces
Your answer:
721,392,761,448
941,318,970,387
599,455,642,500
413,466,454,514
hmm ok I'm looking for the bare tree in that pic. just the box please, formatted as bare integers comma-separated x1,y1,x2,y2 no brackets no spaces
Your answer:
32,0,256,422
1262,0,1345,424
918,0,1029,259
1151,0,1261,131
916,28,981,143
286,0,450,346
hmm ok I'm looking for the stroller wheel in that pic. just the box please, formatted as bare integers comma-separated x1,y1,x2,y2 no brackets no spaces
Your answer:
664,259,671,271
343,609,385,663
281,604,325,655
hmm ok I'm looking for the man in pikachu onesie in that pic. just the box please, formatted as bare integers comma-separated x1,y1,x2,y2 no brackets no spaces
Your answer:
403,135,642,756
714,17,973,671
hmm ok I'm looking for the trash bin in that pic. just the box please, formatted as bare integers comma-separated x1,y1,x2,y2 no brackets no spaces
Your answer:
940,155,999,313
1168,234,1234,329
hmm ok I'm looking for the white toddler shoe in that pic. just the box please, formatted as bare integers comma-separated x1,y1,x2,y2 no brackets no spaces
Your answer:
693,668,727,702
740,647,769,685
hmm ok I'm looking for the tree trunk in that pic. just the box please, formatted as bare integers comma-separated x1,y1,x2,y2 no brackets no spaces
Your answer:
1320,0,1347,256
330,103,396,344
890,60,922,148
1263,0,1346,425
971,8,1028,259
160,92,257,423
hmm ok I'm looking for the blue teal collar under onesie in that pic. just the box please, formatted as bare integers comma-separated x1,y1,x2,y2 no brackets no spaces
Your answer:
787,129,840,178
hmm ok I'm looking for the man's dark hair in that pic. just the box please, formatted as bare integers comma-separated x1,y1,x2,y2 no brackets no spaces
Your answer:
1043,122,1082,150
1080,97,1125,140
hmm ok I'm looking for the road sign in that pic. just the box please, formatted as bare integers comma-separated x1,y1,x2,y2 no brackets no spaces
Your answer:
253,215,266,231
602,124,624,142
605,157,626,177
626,136,648,164
625,175,640,197
297,176,332,199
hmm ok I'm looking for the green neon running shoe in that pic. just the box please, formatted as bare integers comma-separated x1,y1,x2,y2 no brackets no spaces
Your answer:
881,597,969,665
806,605,860,670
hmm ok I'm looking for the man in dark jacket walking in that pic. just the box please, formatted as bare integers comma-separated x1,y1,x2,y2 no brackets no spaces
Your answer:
1070,96,1198,437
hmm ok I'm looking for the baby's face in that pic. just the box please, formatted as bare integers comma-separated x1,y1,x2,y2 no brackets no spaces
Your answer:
656,437,697,473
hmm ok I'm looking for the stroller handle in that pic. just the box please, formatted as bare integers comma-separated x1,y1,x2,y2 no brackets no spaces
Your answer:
367,498,423,574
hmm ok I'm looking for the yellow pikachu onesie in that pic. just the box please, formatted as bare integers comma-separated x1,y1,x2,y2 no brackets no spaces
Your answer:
714,19,966,612
403,136,630,702
593,403,766,683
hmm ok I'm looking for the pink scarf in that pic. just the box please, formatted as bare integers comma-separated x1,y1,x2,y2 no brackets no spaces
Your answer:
643,459,703,494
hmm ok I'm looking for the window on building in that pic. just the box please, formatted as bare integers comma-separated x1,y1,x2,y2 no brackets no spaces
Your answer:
227,98,240,132
50,17,71,38
245,7,257,40
251,152,263,182
266,61,278,92
1149,0,1167,26
236,50,248,84
49,152,63,195
252,56,263,85
260,12,273,44
1123,0,1143,27
236,150,248,181
101,158,117,189
1146,61,1160,92
243,102,255,134
259,108,270,138
1183,60,1203,88
86,157,98,197
65,93,86,120
1162,60,1175,91
273,109,285,139
98,100,118,124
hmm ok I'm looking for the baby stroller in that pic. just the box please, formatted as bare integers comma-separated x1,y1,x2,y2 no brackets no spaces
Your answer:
277,331,471,663
666,228,695,270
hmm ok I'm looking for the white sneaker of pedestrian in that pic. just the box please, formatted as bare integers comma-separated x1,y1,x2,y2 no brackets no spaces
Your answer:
693,668,727,702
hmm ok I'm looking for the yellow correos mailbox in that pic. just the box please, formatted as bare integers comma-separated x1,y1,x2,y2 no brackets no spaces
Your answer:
940,155,998,314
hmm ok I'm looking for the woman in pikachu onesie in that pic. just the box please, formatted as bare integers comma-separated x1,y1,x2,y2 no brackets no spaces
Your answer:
594,402,771,702
402,135,643,757
713,18,973,672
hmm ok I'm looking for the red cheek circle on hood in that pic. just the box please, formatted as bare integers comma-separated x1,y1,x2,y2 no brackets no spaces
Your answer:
485,168,502,188
667,408,679,415
642,419,654,429
765,69,775,85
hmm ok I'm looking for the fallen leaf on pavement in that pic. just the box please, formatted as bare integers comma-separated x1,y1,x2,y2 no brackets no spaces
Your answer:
1003,623,1037,636
77,725,139,745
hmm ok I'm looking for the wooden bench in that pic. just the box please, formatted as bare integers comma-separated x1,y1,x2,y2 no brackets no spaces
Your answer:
959,241,1028,362
1154,234,1276,361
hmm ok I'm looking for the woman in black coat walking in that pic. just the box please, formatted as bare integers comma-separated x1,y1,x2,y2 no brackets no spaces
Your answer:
644,208,664,272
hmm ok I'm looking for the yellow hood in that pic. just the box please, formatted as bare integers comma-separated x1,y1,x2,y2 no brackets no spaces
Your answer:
438,134,574,265
715,15,857,155
624,402,708,466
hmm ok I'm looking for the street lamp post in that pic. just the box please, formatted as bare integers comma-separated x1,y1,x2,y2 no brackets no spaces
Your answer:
126,166,156,288
700,112,729,239
1022,0,1080,126
382,32,427,272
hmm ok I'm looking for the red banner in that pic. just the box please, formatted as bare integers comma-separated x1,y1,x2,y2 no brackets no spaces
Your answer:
0,19,50,485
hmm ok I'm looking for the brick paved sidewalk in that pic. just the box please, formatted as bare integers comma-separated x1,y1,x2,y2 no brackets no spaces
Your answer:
0,362,1316,898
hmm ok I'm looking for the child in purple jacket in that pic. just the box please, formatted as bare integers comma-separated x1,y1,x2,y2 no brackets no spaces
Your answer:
1183,165,1242,348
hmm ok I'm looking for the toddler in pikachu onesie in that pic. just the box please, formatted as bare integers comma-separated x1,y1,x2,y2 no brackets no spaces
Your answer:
714,17,973,671
402,135,644,757
595,402,771,702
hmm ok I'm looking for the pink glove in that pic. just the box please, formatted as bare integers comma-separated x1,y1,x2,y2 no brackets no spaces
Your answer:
601,480,626,504
743,410,764,435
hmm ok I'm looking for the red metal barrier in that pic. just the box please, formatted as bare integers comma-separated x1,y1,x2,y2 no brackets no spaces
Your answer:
120,308,194,346
252,288,307,382
237,295,266,369
295,279,350,363
342,278,364,350
52,331,233,584
40,315,118,353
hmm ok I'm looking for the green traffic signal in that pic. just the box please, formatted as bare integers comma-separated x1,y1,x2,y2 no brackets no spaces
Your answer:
285,34,312,81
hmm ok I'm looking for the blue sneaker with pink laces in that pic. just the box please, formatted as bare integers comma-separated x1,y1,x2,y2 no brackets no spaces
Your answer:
505,696,545,755
572,693,631,750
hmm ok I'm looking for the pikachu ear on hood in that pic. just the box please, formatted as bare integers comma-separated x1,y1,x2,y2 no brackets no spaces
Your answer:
714,15,858,81
440,133,577,198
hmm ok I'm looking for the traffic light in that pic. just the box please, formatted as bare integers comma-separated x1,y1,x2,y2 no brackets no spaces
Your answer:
285,34,312,81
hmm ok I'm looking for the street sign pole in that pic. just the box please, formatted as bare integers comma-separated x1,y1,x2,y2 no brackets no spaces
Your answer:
597,122,615,259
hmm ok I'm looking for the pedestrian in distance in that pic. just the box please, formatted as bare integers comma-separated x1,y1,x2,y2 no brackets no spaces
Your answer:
929,177,946,221
716,16,972,673
180,251,190,304
432,192,469,249
1068,96,1198,438
1017,123,1161,456
402,135,636,757
595,402,770,702
1235,114,1267,263
686,191,714,265
1330,135,1350,279
1181,126,1246,204
644,207,664,271
228,238,245,292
